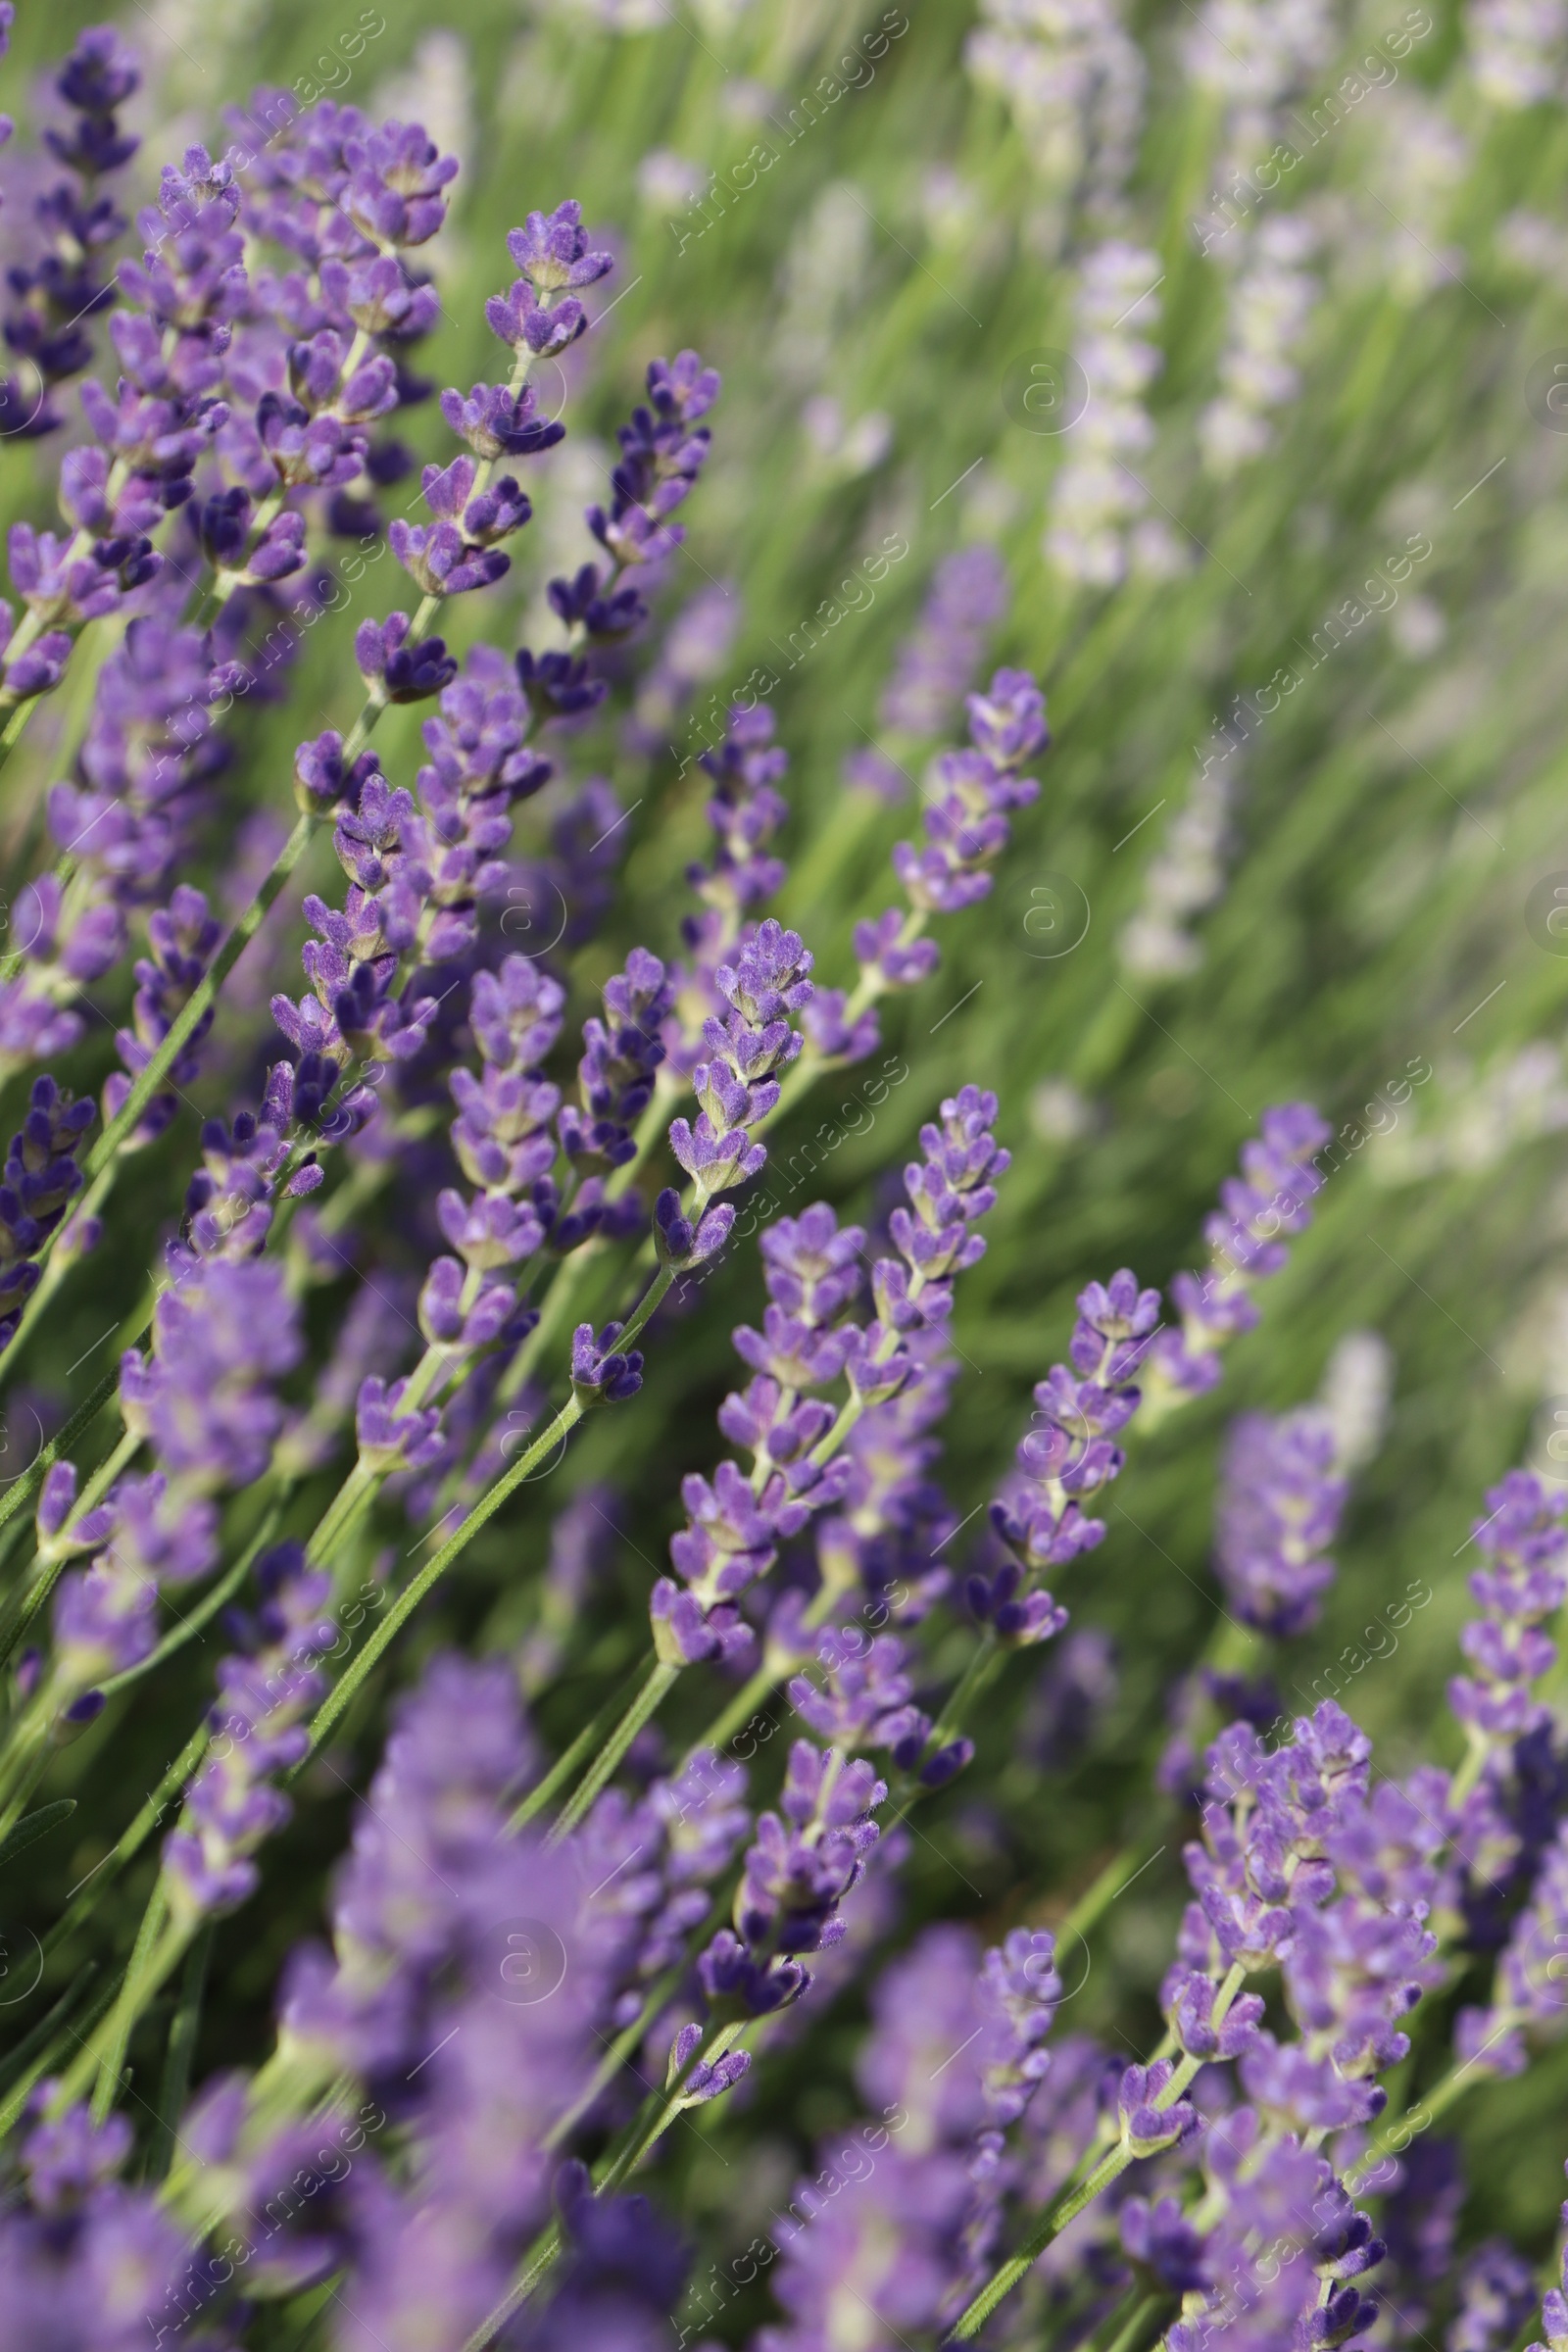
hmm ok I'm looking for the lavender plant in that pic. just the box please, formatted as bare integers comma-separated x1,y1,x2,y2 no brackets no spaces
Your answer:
0,4,1565,2349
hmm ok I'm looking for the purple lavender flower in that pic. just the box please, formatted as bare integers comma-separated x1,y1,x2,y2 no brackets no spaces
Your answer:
876,665,1047,917
846,547,1009,801
762,1921,1062,2351
487,199,613,356
666,917,814,1201
0,2096,197,2348
653,1171,987,1669
578,1746,751,2030
1147,1103,1332,1406
0,28,140,445
164,1543,337,1920
1454,1815,1568,2078
1523,2173,1568,2352
982,1265,1159,1639
700,1739,886,2017
662,701,798,1091
540,352,718,656
1212,1404,1348,1637
1448,2241,1539,2352
1,618,249,1092
1448,1470,1568,1748
0,1077,93,1344
571,1320,645,1403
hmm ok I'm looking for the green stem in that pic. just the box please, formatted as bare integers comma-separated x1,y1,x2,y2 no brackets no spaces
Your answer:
548,1656,678,1842
300,1393,587,1765
949,1965,1247,2339
540,1957,688,2153
0,1356,122,1545
0,1960,97,2101
84,815,318,1187
303,1256,679,1764
0,1972,115,2139
506,1666,647,1833
467,2021,740,2349
98,1498,286,1700
693,1655,782,1758
0,1160,119,1379
1346,2044,1500,2191
882,1628,1002,1832
42,1717,210,1961
0,1738,55,1852
89,1879,172,2124
1095,2289,1172,2352
148,1923,214,2180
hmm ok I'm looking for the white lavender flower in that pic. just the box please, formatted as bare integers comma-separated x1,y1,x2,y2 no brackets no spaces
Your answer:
1180,0,1337,152
1117,752,1238,977
1045,241,1184,586
1199,215,1320,477
1316,1329,1395,1472
964,0,1146,221
1466,0,1568,105
1353,91,1471,301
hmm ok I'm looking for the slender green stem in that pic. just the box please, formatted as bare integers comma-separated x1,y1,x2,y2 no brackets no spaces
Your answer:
98,1498,286,1700
0,810,319,1361
42,1718,210,1961
0,1972,116,2139
89,1879,172,2124
148,1923,214,2180
548,1656,678,1842
300,1393,587,1764
1059,1841,1152,1942
0,1356,122,1544
0,1795,74,1871
507,1666,647,1833
304,1253,679,1762
0,1739,54,1851
0,1960,97,2100
949,1965,1247,2339
693,1654,785,1759
1094,2288,1172,2352
882,1628,1002,1833
466,2021,739,2350
540,1957,688,2153
0,1160,119,1377
0,1424,143,1679
1346,2043,1501,2191
88,816,318,1184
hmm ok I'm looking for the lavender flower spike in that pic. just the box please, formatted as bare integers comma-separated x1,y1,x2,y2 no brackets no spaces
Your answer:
982,1265,1161,1641
667,916,814,1200
1141,1102,1332,1419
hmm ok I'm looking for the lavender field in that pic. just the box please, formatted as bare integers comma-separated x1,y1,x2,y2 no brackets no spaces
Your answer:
2,1,1568,2346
